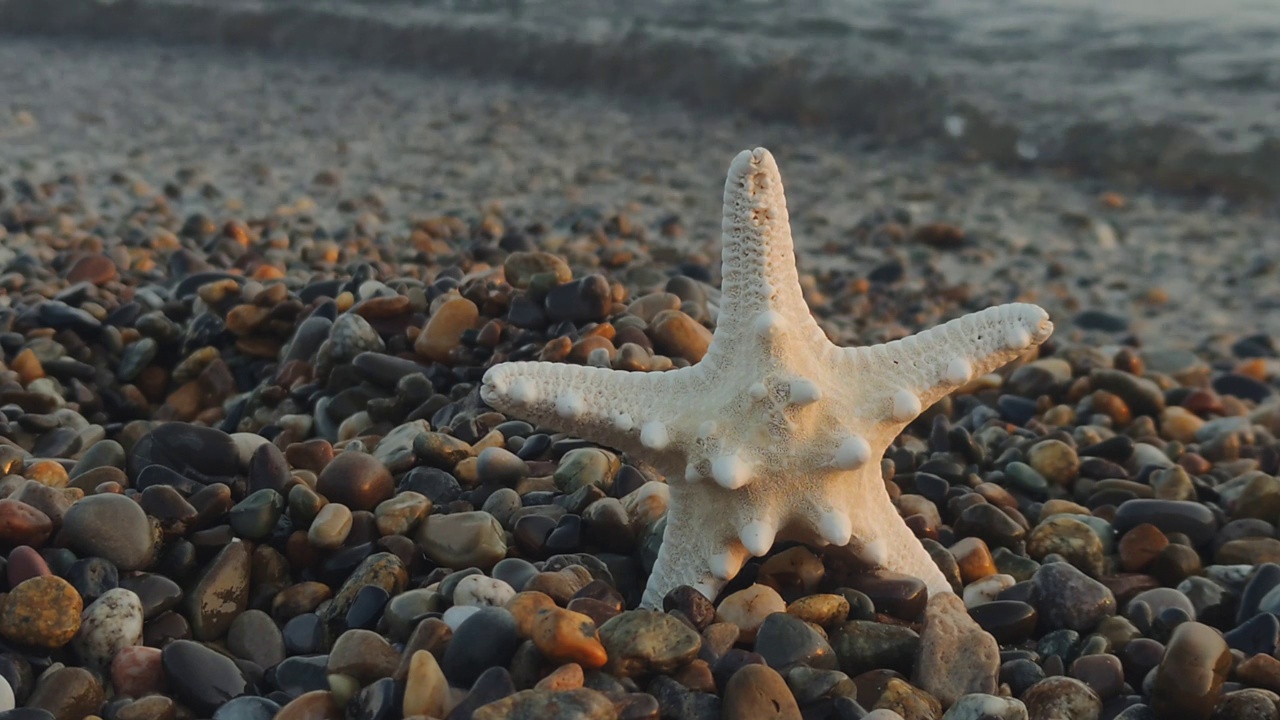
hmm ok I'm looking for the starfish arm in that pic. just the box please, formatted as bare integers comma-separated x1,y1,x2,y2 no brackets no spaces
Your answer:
840,303,1052,427
704,148,829,365
639,499,729,609
481,361,698,460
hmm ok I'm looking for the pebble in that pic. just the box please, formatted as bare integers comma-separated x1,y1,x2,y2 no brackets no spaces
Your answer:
72,588,144,670
531,607,608,669
1150,621,1230,719
472,688,616,720
25,667,103,720
417,510,508,569
1027,517,1105,576
716,584,787,643
455,574,517,607
308,502,353,549
754,611,838,671
1029,562,1116,631
942,694,1028,720
328,629,400,684
831,621,920,677
415,296,479,363
61,493,155,571
442,607,521,686
1020,676,1101,720
112,645,166,697
598,609,702,677
402,650,449,717
0,575,82,649
722,664,802,720
185,539,251,641
162,639,249,716
227,609,286,669
315,451,393,512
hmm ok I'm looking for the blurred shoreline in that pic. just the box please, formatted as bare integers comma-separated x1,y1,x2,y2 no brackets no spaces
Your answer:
2,0,1278,206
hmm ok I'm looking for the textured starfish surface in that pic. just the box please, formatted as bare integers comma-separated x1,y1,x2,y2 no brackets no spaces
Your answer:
482,148,1053,609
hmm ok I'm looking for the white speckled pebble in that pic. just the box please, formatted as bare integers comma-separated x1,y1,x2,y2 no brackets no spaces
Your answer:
453,575,516,608
72,588,144,670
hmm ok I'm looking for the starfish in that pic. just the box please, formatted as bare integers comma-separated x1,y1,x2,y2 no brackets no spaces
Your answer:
481,148,1052,610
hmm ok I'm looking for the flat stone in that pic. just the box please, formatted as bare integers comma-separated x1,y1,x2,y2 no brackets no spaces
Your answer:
185,539,251,641
598,609,702,677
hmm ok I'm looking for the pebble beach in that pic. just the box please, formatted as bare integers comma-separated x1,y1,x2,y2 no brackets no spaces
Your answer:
0,26,1279,720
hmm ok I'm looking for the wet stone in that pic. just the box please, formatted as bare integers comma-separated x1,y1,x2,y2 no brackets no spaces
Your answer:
162,639,249,716
319,552,406,628
25,667,103,720
72,587,144,670
227,609,286,670
1112,500,1217,547
61,493,155,571
442,607,520,687
722,664,802,720
969,601,1038,645
1021,676,1101,720
598,609,702,678
65,557,118,602
417,511,507,570
315,451,394,512
185,539,251,641
0,575,82,649
1029,562,1116,632
754,612,838,671
831,621,920,677
1150,622,1230,720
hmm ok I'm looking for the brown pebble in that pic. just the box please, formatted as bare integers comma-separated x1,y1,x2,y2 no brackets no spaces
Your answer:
1118,523,1168,572
315,452,393,512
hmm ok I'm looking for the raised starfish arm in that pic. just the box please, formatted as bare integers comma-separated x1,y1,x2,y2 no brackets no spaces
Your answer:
704,148,830,365
481,362,700,462
840,303,1052,429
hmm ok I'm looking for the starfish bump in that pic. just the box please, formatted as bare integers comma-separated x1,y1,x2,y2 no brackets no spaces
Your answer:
482,148,1052,609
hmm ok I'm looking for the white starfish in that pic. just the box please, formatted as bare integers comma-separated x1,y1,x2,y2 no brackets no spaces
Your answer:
481,148,1052,610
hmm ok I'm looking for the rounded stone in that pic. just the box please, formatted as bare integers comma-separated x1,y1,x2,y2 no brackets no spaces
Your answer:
415,296,479,363
1020,676,1101,720
315,452,393,512
1150,621,1230,720
0,575,83,649
328,629,401,685
754,612,838,671
442,607,521,687
598,609,703,678
72,587,144,670
1029,562,1116,632
308,502,353,550
716,584,787,643
722,663,802,720
416,511,508,570
161,639,249,716
61,493,155,571
1027,518,1105,577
